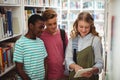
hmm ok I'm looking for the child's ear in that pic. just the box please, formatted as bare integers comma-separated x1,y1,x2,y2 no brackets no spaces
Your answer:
29,23,33,30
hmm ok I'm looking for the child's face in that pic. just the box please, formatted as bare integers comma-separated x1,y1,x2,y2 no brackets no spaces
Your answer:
32,20,45,37
77,20,90,37
45,17,57,34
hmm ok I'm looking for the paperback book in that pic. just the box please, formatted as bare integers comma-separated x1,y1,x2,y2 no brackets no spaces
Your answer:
74,68,93,78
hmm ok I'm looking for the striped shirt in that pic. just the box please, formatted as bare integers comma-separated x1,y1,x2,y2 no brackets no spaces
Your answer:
13,36,47,80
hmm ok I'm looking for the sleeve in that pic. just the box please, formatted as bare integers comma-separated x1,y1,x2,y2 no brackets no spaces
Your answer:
93,36,104,74
41,41,47,58
65,38,75,70
13,41,24,63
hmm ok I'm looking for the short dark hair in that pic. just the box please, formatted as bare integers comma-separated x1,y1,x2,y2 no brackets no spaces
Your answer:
28,14,44,26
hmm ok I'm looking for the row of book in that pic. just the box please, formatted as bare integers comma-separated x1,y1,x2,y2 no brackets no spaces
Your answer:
83,1,93,9
70,1,81,9
24,7,45,33
62,0,68,9
93,12,104,21
95,1,104,9
62,0,104,9
69,11,79,21
62,11,68,20
24,7,57,33
0,42,15,74
61,11,104,21
83,1,104,9
24,0,58,7
0,7,13,40
24,0,44,6
0,0,20,4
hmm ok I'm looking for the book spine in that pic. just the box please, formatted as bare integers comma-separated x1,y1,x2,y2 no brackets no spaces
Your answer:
6,10,13,36
0,14,4,39
0,47,5,72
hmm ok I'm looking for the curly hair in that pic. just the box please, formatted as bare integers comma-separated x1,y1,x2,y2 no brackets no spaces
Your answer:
70,12,99,38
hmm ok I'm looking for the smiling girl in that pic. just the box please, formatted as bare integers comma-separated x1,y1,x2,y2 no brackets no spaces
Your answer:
65,12,103,80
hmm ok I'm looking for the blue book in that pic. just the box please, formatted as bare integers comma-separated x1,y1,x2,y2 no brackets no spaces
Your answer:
6,10,13,36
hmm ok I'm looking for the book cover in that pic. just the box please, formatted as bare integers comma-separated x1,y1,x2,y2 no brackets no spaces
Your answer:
74,68,93,78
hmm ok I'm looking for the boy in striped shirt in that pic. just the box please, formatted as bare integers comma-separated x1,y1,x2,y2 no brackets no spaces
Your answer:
13,14,47,80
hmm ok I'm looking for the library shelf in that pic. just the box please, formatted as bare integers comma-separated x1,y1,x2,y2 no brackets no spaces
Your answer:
0,64,15,77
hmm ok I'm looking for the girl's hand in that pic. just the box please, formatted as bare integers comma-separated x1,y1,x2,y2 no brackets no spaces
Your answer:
81,71,93,78
74,64,83,73
91,67,99,74
81,67,99,78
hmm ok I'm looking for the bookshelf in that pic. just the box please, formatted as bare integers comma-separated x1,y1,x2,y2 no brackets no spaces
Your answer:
23,0,59,34
0,64,15,77
60,0,105,38
0,0,22,77
0,0,60,78
0,5,22,41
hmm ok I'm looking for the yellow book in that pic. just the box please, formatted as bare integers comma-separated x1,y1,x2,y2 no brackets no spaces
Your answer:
0,47,4,72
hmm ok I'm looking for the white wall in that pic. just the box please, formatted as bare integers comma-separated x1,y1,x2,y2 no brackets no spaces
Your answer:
105,0,120,80
112,0,120,80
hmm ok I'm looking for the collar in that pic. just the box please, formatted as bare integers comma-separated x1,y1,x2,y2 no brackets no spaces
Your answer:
78,33,93,40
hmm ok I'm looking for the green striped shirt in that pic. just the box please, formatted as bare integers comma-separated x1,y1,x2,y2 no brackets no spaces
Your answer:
13,36,47,80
